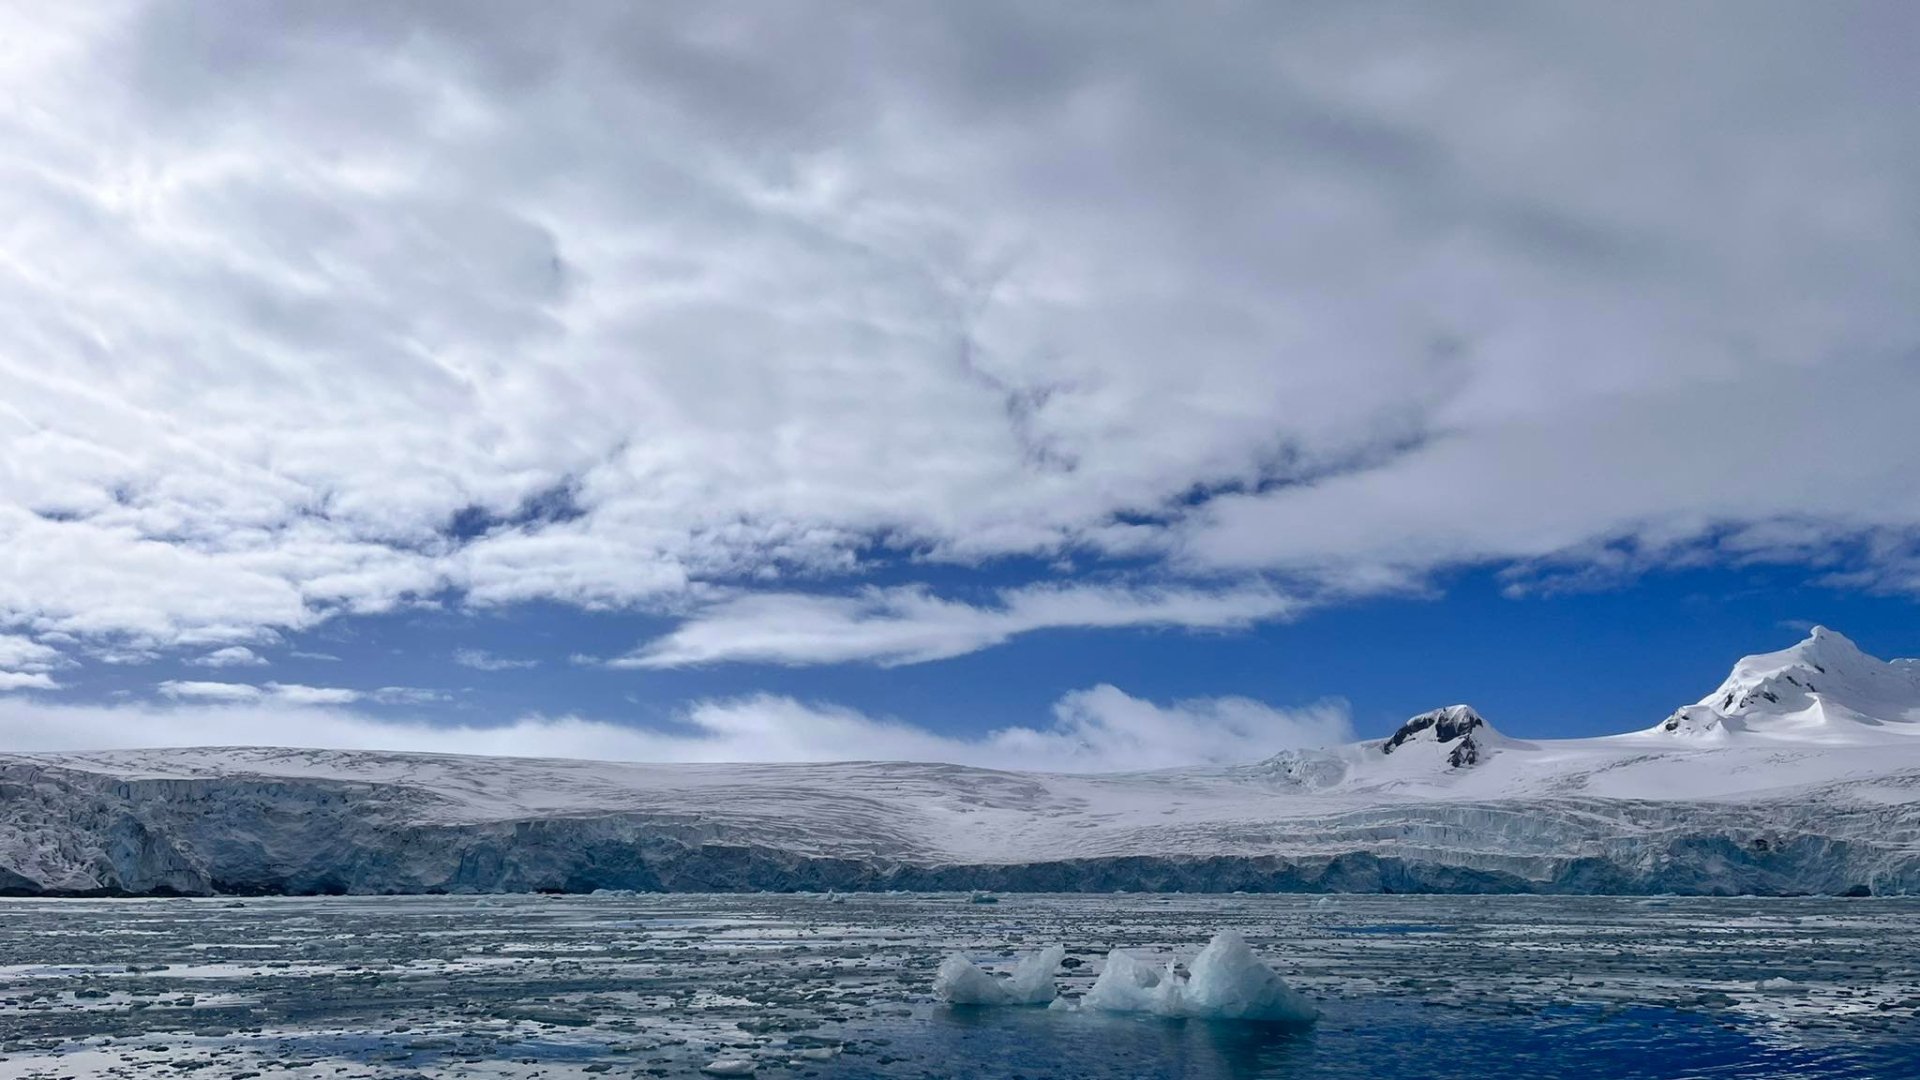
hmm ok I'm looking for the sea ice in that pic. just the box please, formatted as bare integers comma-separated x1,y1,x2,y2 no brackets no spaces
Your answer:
1086,931,1317,1024
933,944,1064,1005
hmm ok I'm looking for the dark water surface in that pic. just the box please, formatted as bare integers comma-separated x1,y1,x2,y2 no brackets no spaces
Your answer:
848,1000,1915,1079
2,893,1916,1078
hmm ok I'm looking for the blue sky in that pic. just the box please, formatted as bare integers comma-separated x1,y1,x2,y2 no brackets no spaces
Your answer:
1,3,1918,769
35,559,1920,756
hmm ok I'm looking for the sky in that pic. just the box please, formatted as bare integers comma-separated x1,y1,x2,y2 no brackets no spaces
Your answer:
1,1,1918,770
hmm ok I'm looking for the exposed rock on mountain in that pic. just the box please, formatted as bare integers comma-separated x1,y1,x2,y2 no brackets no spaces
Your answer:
1381,706,1491,768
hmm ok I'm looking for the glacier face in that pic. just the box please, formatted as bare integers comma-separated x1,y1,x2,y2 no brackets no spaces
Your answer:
4,627,1920,897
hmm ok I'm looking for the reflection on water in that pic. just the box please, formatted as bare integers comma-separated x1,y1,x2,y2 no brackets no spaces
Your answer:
918,1006,1317,1079
841,1000,1915,1079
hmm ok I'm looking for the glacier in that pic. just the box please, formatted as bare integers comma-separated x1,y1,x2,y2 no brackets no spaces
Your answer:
4,627,1920,897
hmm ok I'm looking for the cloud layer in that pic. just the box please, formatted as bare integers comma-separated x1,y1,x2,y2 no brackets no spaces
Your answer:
0,3,1915,678
0,686,1351,773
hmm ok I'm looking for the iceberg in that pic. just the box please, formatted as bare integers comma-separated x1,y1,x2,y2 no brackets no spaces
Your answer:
1087,932,1317,1024
1182,930,1319,1022
933,944,1064,1005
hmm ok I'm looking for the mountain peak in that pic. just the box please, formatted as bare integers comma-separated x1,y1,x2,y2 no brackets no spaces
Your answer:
1793,625,1868,665
1655,627,1920,740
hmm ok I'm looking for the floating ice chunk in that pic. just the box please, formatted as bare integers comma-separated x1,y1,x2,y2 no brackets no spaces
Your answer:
1084,948,1172,1015
1086,932,1317,1024
934,953,1010,1004
1006,944,1066,1004
701,1059,755,1076
1183,930,1318,1022
933,945,1064,1005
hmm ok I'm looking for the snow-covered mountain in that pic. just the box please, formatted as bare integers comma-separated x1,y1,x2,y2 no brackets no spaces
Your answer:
4,628,1920,897
1655,625,1920,741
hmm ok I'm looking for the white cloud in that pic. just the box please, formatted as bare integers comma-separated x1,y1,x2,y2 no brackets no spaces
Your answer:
0,3,1914,658
618,583,1306,668
157,680,265,703
266,683,362,706
189,645,268,668
0,634,63,673
0,634,64,691
0,686,1350,772
452,648,539,672
155,680,365,705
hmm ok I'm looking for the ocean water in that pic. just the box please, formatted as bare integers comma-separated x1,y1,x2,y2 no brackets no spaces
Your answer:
2,893,1916,1079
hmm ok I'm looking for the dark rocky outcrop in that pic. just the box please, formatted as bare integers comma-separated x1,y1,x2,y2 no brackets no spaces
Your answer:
1382,706,1488,769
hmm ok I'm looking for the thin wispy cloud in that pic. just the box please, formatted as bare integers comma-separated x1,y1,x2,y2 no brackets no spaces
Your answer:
189,646,268,668
452,649,540,672
618,583,1307,668
371,687,453,706
152,680,449,708
158,681,274,703
158,680,359,705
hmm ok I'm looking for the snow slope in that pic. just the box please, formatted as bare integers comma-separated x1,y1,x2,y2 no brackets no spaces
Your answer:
3,628,1919,896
